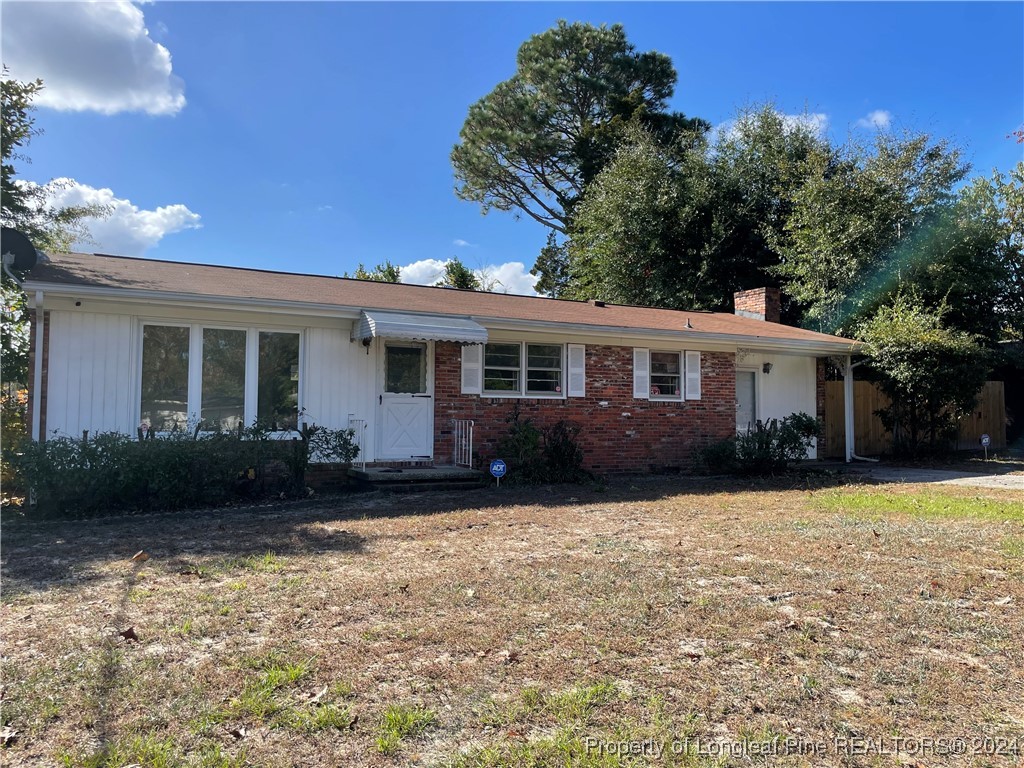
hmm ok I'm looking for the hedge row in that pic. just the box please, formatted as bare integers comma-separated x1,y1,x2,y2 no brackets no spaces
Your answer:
7,424,357,518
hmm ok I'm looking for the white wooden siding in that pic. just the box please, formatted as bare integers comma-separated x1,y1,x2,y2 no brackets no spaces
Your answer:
755,354,818,459
46,311,135,437
302,327,378,459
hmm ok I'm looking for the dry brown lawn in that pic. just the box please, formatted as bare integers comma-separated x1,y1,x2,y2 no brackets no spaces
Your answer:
1,475,1022,767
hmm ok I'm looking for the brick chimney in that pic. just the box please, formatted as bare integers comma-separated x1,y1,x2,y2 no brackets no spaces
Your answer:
734,287,781,323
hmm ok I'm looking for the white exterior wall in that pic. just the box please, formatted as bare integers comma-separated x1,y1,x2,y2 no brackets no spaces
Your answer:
46,311,136,437
302,328,379,460
742,353,819,459
42,303,382,458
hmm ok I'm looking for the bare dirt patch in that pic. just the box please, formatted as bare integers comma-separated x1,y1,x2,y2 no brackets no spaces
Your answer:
2,476,1022,766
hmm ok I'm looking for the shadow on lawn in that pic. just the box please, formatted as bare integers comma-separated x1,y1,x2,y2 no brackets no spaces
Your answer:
1,470,871,596
0,502,369,596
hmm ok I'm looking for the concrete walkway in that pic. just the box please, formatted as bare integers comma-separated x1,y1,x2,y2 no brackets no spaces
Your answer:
856,466,1024,490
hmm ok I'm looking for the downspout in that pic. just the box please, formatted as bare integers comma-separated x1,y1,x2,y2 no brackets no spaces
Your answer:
843,354,878,463
31,290,44,442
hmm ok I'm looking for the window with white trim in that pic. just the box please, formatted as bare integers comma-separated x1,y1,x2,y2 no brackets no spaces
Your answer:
649,351,683,399
139,324,301,433
483,342,563,396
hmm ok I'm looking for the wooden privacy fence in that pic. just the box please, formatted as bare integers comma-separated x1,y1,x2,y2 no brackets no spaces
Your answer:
823,380,1006,458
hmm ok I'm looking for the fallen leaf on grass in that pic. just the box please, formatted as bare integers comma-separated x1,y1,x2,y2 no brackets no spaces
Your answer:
118,626,139,642
308,686,328,704
226,726,246,740
131,550,150,562
994,596,1013,605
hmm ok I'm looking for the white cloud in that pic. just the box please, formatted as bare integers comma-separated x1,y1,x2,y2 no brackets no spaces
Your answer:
399,258,447,286
397,258,539,296
452,239,476,248
478,261,539,295
1,1,186,116
43,179,201,255
856,110,893,130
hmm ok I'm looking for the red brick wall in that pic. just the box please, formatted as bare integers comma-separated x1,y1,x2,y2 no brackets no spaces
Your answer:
733,288,781,323
434,342,736,474
25,309,50,441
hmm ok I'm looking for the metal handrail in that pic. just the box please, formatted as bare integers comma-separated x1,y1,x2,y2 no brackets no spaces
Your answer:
452,418,474,468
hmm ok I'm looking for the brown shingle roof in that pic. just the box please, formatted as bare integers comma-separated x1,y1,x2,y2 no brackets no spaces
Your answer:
26,251,857,349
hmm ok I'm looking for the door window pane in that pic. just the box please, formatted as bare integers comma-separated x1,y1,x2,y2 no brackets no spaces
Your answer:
385,344,426,393
258,332,300,430
650,352,681,398
526,344,562,394
484,343,521,393
202,328,246,431
140,325,190,431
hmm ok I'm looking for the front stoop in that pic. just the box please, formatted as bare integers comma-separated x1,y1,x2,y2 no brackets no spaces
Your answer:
347,465,488,493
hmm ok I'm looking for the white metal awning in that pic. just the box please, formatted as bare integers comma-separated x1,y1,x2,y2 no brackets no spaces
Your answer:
351,310,488,344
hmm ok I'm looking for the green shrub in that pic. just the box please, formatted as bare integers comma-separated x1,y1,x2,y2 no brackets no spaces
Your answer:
10,421,358,518
698,412,821,475
859,294,991,456
496,405,589,484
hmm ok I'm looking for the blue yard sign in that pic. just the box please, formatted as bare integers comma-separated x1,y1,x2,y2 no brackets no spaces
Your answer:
490,459,507,486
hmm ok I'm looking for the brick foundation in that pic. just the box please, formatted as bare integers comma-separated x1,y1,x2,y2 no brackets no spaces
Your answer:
433,342,737,474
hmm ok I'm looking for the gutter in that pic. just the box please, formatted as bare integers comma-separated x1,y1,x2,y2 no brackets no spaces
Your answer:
843,355,878,463
22,280,861,356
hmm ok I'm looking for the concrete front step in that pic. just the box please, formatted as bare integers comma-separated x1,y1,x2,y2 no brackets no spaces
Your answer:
348,465,488,492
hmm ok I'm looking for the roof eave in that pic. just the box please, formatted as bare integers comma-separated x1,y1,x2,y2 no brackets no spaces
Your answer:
23,280,861,355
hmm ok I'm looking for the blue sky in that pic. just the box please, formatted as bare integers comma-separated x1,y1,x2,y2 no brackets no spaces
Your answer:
4,1,1022,294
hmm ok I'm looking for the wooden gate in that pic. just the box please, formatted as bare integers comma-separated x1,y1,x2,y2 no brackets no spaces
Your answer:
823,380,1006,458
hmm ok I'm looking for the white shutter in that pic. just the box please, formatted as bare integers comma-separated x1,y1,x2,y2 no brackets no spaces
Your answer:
633,348,650,399
566,344,586,397
461,344,483,394
685,350,701,400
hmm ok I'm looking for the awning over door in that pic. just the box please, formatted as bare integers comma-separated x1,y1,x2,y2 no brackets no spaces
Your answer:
351,310,488,344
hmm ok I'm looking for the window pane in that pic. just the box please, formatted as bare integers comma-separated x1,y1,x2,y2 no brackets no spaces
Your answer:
484,343,521,369
140,325,190,432
484,343,521,393
527,370,560,393
650,352,680,375
650,352,681,397
202,328,246,431
384,344,426,394
484,369,520,392
259,332,301,430
526,344,562,393
527,344,561,369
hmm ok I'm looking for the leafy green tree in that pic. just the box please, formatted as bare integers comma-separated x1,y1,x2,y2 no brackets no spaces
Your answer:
1,72,109,385
345,261,401,282
435,258,480,290
773,132,970,334
566,126,716,308
566,107,827,313
959,163,1024,339
859,294,990,455
451,21,708,294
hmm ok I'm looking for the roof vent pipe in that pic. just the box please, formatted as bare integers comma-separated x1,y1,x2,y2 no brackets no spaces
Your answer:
588,299,605,307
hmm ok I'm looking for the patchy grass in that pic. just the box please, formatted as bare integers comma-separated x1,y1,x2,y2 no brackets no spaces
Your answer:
377,703,437,755
2,477,1022,767
816,488,1023,521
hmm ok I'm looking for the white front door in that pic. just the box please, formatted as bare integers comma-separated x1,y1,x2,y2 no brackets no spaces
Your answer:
736,370,757,433
378,342,433,459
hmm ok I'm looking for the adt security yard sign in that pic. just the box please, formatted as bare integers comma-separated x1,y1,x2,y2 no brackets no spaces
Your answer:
490,459,507,487
981,433,991,460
